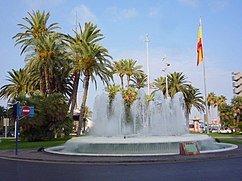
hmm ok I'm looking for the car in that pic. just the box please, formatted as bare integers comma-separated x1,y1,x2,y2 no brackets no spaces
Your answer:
212,129,218,133
219,129,232,134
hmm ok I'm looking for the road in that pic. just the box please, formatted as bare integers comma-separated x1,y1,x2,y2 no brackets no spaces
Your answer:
1,157,242,181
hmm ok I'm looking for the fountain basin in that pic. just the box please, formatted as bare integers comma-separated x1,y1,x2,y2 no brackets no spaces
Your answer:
45,134,238,156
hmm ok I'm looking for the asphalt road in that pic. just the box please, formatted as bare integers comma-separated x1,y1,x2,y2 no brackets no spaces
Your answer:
1,157,242,181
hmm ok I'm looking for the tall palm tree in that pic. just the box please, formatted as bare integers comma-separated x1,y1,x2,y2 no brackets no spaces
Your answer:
216,95,227,125
64,22,106,116
207,92,217,123
13,10,59,55
66,22,112,136
0,69,27,101
183,85,205,129
151,76,166,95
112,60,126,89
167,72,190,97
130,71,147,89
13,10,60,95
123,59,143,88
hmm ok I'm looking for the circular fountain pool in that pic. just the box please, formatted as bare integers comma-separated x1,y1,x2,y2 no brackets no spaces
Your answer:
45,134,237,156
45,90,238,156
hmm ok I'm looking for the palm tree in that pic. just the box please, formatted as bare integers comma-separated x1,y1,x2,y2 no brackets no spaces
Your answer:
0,69,27,101
112,60,126,89
13,10,59,55
183,85,205,129
130,71,147,89
207,92,217,123
152,72,204,129
151,76,166,95
167,72,190,97
216,95,227,126
123,59,143,88
67,22,112,136
64,22,107,117
105,84,120,101
231,96,242,123
13,10,60,95
219,103,236,130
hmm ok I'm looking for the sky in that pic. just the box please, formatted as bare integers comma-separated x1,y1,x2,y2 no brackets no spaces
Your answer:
0,0,242,118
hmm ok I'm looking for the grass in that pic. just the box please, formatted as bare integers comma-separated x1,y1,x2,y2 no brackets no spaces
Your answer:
208,133,242,138
0,137,69,150
1,133,242,150
218,139,242,145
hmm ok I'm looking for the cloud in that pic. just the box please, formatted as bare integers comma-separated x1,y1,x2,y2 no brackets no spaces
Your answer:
105,7,138,22
177,0,200,8
70,5,97,26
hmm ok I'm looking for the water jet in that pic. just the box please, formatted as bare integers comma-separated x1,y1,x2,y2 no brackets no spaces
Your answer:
46,90,237,156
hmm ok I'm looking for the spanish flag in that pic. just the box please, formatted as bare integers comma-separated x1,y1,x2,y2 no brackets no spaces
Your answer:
197,17,203,66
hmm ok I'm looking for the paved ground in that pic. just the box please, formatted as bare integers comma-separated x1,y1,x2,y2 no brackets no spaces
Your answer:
0,142,242,165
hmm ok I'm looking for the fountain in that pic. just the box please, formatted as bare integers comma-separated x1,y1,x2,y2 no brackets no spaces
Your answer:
46,89,237,156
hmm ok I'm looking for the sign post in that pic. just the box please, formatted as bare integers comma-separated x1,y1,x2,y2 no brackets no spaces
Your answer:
15,102,19,155
3,118,9,138
15,104,34,155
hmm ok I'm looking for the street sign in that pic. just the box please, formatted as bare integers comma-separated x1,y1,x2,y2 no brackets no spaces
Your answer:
3,118,9,126
22,106,31,116
18,106,34,117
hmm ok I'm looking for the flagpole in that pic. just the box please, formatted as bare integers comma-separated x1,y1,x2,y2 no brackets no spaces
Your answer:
203,57,209,133
197,17,209,133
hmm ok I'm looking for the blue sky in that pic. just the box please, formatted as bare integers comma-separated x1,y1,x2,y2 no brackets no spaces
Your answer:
0,0,242,117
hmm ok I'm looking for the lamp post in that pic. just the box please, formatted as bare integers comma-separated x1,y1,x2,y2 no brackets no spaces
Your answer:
145,33,150,95
162,56,170,98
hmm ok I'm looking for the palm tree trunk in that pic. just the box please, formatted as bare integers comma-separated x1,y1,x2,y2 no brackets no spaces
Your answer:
69,72,80,117
127,75,130,88
40,69,44,95
45,66,50,95
120,76,124,89
184,107,190,131
77,70,90,136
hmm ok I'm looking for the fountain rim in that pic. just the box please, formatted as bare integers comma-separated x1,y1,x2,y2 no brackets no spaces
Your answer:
44,134,238,157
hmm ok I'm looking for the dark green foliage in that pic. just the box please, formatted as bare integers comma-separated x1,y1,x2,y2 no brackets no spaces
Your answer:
17,93,72,141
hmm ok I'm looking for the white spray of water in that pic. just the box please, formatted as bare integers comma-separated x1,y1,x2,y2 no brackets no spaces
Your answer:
92,89,188,137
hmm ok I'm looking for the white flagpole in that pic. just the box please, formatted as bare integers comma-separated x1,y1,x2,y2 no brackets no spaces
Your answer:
203,57,209,133
199,17,209,133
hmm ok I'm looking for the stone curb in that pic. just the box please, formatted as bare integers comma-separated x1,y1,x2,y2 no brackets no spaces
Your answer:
0,144,242,165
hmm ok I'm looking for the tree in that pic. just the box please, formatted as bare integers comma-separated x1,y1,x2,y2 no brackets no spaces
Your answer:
68,22,112,136
231,96,242,124
13,10,61,95
216,95,227,125
167,72,190,97
13,10,59,55
183,85,205,129
0,69,27,101
151,76,166,95
130,71,147,89
123,59,143,88
219,103,236,131
207,92,217,123
112,60,126,89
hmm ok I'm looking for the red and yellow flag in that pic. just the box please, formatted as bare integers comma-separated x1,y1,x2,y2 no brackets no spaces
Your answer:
197,18,203,66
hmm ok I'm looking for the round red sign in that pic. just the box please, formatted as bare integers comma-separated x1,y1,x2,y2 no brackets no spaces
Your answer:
22,106,31,116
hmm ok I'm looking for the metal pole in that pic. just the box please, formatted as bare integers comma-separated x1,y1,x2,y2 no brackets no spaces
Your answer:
145,33,150,95
203,59,209,133
162,56,170,98
15,102,19,155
